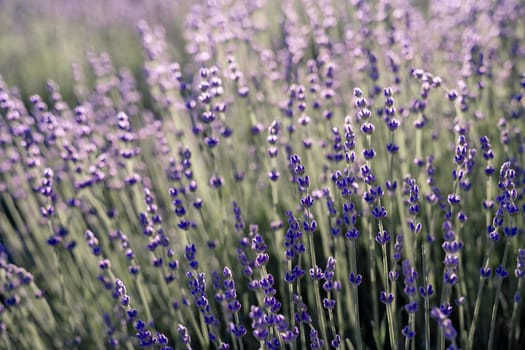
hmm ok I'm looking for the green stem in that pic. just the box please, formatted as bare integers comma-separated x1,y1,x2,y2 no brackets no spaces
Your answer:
234,313,244,350
381,243,397,350
438,283,451,350
422,244,431,350
348,239,363,350
327,290,337,343
404,312,415,350
466,245,492,350
487,235,512,349
365,215,380,347
455,283,466,350
308,232,329,350
508,279,523,350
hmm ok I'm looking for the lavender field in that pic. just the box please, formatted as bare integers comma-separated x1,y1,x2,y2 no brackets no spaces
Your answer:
1,0,524,349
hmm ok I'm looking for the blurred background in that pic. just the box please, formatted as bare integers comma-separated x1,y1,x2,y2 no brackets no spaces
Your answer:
0,0,433,103
0,0,191,101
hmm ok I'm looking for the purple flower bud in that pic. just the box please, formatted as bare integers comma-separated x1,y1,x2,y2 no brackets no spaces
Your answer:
348,272,362,286
447,194,461,205
444,271,457,285
255,253,269,267
98,259,111,270
389,271,399,281
380,291,394,304
322,298,336,310
495,265,509,278
405,301,418,313
375,230,391,245
419,284,434,297
360,122,375,134
310,266,324,280
127,308,138,319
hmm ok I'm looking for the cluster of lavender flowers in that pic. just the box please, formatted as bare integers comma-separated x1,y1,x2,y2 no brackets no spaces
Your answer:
1,0,524,349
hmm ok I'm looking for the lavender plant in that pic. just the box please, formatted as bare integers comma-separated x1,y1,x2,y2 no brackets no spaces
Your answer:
1,0,524,349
